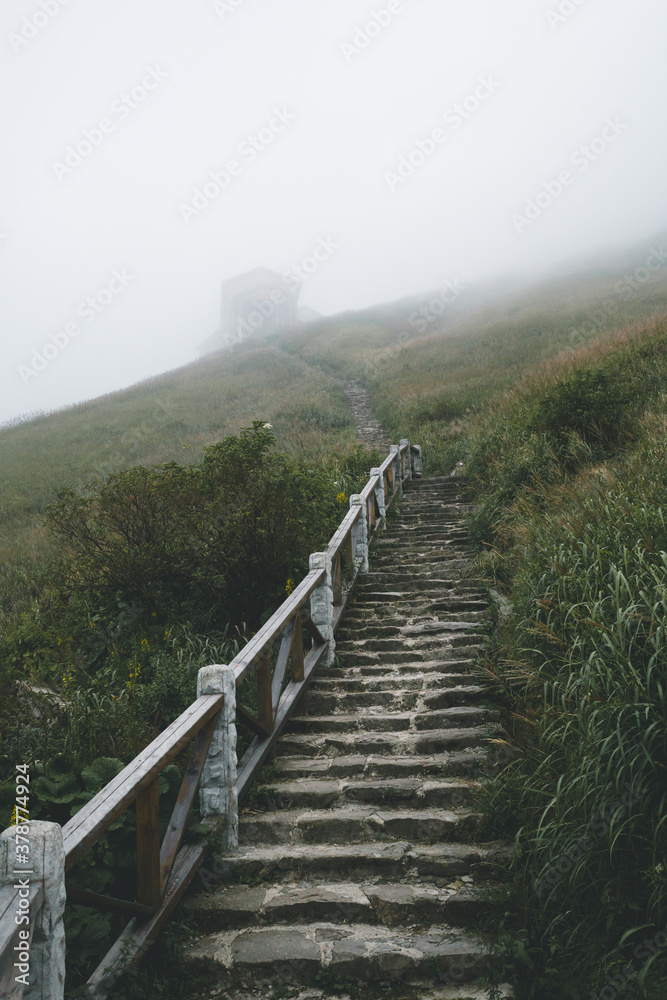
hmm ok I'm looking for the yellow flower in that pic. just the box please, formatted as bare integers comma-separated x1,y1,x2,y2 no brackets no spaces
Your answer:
336,492,347,505
285,579,295,595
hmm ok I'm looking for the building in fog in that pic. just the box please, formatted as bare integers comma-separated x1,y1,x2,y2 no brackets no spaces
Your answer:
200,267,304,356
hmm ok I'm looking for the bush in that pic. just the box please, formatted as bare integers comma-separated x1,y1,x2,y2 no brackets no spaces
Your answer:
45,422,348,632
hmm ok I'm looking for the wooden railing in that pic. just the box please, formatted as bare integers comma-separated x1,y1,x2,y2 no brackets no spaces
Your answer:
0,439,422,1000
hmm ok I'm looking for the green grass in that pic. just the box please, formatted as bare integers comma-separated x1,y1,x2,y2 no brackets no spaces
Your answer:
435,317,667,997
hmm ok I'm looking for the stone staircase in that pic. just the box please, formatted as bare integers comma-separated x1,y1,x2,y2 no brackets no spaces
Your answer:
184,476,511,1000
342,381,391,450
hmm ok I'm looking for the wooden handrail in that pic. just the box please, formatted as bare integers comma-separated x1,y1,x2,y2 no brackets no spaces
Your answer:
62,693,224,870
326,504,361,561
231,567,325,685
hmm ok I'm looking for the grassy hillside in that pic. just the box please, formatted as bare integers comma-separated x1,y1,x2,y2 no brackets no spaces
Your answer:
3,235,666,552
3,233,667,619
0,346,358,615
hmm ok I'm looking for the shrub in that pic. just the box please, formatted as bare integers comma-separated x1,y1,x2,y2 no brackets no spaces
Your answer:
45,422,348,632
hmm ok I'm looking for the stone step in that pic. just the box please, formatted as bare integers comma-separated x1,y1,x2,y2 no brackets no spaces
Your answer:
305,685,488,714
336,636,487,659
330,643,484,662
372,535,470,545
286,706,494,735
357,576,467,595
250,776,481,811
305,689,422,712
390,525,470,536
187,879,490,932
311,672,480,690
185,921,489,986
273,750,487,780
336,633,486,652
340,599,490,621
329,660,482,679
334,648,486,669
239,806,479,846
349,586,487,600
342,620,485,635
371,553,474,564
275,726,494,758
354,587,485,603
335,615,489,641
201,840,496,885
370,558,486,573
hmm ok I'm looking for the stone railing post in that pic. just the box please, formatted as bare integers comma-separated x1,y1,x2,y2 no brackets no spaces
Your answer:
390,444,401,496
411,444,423,478
0,821,66,1000
400,439,412,482
349,495,369,573
309,551,335,667
369,468,386,528
197,666,238,849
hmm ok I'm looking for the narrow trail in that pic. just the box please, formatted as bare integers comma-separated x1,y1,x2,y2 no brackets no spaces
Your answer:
342,381,391,451
184,476,512,1000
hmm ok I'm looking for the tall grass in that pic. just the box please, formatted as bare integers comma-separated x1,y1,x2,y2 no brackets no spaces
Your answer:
431,318,667,997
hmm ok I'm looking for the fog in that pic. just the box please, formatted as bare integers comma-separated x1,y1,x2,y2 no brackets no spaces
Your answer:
1,0,665,426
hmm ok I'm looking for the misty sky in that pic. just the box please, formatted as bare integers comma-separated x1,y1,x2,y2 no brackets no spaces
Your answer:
1,0,666,426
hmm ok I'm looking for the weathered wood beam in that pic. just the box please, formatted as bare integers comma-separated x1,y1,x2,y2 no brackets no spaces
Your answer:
271,619,295,713
65,886,154,918
301,613,326,647
332,552,343,606
256,648,274,733
231,568,325,685
159,712,217,892
291,613,305,683
236,641,327,798
62,693,223,870
235,703,271,738
136,778,161,911
85,842,206,1000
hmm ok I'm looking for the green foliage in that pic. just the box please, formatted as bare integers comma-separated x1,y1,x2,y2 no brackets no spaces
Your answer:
45,422,352,632
531,366,629,440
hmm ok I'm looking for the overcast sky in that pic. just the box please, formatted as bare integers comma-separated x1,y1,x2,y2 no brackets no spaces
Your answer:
1,0,665,426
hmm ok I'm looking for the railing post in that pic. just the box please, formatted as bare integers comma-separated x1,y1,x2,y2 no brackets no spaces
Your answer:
136,778,161,910
390,445,401,495
349,495,369,573
400,439,412,482
0,821,66,1000
256,648,274,734
197,666,238,849
411,444,423,478
370,468,386,528
309,551,335,667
